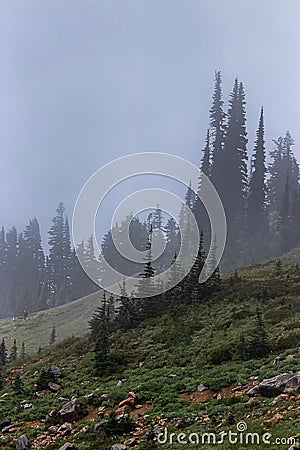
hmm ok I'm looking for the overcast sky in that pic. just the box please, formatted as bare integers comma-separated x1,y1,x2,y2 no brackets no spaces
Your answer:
1,0,300,247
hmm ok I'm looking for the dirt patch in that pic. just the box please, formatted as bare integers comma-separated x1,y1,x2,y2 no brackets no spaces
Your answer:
130,403,152,417
32,356,51,366
179,384,245,404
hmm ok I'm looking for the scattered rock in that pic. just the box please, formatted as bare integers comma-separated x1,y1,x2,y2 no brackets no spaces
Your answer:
21,403,33,409
269,394,289,406
168,374,177,378
115,405,131,419
249,372,300,397
94,423,107,440
84,393,94,404
48,426,58,435
247,385,260,396
58,422,72,435
50,366,62,377
286,354,295,360
117,392,137,409
124,437,138,446
15,435,30,449
58,399,81,423
0,418,11,430
48,382,61,392
101,393,109,399
20,372,30,378
264,412,283,423
2,424,14,433
59,443,74,450
111,444,127,450
197,384,208,392
35,390,51,398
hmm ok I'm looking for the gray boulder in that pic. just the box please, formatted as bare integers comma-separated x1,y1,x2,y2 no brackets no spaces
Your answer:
110,445,127,450
248,372,300,397
15,435,30,449
58,399,81,423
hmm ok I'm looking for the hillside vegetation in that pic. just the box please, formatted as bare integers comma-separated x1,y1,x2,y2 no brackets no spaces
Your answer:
1,250,300,449
0,290,103,354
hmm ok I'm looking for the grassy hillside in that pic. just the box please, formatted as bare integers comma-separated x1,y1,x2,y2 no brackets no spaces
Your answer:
0,290,103,354
1,250,300,449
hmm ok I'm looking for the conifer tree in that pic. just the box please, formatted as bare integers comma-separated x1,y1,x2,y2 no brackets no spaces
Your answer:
201,129,211,178
182,231,206,303
248,308,270,359
137,227,160,318
247,108,268,237
20,342,26,359
89,291,111,373
49,326,56,345
277,176,291,254
48,203,72,305
210,71,226,193
224,80,248,219
0,338,7,366
268,131,299,220
10,339,18,362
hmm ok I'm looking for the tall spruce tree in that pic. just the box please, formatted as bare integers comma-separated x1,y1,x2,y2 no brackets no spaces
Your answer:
210,71,226,193
48,203,72,305
245,108,269,260
89,291,111,373
223,78,248,222
268,131,299,222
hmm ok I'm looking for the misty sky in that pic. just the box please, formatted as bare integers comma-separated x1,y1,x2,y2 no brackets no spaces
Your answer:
1,0,300,247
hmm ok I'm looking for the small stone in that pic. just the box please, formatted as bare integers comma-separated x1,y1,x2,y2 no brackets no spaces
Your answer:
124,437,138,446
0,418,11,430
22,403,33,409
48,426,58,435
84,393,94,404
197,384,208,392
58,423,72,435
50,366,62,377
15,435,30,449
101,393,109,399
48,382,61,392
20,372,30,378
59,444,74,450
94,423,107,440
2,424,13,433
269,394,288,406
35,390,51,397
110,445,127,450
